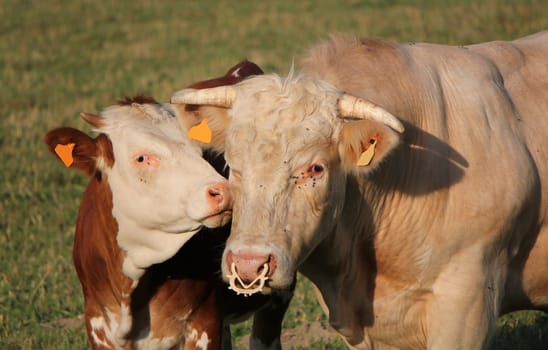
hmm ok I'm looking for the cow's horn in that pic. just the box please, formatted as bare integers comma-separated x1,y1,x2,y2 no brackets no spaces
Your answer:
80,112,104,128
171,86,236,108
338,94,405,133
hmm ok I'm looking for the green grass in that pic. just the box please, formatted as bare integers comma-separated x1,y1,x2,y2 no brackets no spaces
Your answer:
1,0,547,348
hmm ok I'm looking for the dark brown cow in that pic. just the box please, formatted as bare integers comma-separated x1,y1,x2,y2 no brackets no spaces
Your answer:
45,61,292,349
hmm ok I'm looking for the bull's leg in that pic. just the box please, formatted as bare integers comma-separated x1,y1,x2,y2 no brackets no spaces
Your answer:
427,245,505,350
249,287,294,350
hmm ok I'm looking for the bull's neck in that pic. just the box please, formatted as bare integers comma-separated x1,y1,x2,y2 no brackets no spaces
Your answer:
300,175,381,345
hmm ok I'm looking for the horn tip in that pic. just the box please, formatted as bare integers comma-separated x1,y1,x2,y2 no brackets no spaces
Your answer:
394,123,405,133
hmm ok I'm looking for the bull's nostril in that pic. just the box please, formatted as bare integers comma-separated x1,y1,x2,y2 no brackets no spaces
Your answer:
226,250,234,267
267,254,277,277
228,252,274,284
257,264,266,274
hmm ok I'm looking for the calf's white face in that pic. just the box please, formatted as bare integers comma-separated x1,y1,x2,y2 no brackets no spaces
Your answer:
172,75,403,294
99,103,231,233
77,101,232,279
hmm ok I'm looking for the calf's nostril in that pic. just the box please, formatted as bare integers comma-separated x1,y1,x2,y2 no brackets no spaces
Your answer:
206,182,229,206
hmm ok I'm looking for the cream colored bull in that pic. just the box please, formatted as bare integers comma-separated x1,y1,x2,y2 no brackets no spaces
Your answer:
172,31,548,349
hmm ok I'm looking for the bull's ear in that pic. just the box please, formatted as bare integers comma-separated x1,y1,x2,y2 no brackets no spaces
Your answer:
224,59,264,78
187,60,264,90
44,127,112,176
174,105,230,152
338,120,402,174
173,60,263,152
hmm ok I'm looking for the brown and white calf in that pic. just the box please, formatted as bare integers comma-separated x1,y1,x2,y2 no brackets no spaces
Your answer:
45,62,292,349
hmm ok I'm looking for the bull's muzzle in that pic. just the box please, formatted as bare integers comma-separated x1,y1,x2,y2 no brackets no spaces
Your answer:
225,251,276,297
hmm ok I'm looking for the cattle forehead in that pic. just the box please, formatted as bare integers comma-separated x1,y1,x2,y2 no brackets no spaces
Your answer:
97,103,189,144
226,74,343,164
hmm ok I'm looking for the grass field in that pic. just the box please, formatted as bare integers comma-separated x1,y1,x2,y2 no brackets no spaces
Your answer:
1,0,547,349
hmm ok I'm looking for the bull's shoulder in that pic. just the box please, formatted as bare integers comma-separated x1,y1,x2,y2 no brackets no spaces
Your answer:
301,36,406,78
300,36,420,110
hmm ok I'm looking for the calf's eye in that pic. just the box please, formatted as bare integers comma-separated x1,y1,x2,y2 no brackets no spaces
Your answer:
136,155,146,163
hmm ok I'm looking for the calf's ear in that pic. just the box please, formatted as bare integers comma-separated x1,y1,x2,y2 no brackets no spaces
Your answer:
44,127,112,176
338,120,402,174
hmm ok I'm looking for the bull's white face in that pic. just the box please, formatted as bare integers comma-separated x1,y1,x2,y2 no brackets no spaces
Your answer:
100,103,231,233
223,84,347,290
213,75,399,293
172,74,402,293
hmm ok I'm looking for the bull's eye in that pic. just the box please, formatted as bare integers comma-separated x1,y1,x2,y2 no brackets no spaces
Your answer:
310,164,324,173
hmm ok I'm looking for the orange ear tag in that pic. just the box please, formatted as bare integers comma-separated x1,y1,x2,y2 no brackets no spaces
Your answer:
188,118,212,144
54,143,75,167
357,139,377,167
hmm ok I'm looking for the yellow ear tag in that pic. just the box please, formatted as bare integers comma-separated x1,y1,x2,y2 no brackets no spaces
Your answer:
54,143,75,167
357,139,377,167
188,118,212,144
